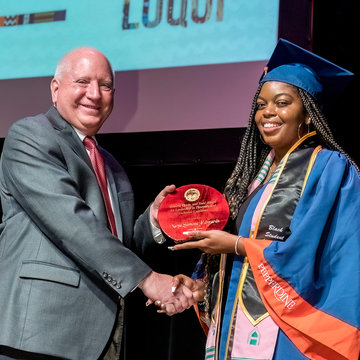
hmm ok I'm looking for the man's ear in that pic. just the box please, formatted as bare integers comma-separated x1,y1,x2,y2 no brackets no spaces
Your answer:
50,78,59,106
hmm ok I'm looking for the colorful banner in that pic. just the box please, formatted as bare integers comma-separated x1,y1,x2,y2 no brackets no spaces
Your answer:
0,10,66,27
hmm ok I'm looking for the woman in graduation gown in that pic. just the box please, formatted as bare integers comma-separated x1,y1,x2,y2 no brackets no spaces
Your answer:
168,39,360,360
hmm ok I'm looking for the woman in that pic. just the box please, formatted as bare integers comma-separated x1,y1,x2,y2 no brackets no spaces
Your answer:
166,39,360,359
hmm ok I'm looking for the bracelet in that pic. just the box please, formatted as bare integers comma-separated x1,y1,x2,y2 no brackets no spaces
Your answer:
234,235,242,255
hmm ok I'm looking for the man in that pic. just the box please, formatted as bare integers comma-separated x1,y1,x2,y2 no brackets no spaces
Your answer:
0,47,192,360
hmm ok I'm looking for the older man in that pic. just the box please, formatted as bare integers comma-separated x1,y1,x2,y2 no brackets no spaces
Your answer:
0,47,192,360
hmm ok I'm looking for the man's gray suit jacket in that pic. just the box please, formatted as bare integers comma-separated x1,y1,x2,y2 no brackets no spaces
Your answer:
0,107,154,360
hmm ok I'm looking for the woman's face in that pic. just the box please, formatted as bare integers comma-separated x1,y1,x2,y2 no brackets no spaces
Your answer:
255,81,309,158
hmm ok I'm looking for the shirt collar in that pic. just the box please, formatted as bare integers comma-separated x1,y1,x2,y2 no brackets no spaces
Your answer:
72,126,97,144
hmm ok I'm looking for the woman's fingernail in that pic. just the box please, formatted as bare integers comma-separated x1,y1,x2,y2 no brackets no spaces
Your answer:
171,286,176,293
168,246,175,251
183,231,190,235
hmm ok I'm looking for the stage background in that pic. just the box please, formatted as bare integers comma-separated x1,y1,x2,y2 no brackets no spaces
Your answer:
0,0,281,137
0,1,358,359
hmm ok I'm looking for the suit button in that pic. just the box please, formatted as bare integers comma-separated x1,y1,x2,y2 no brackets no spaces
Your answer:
112,280,117,286
116,284,121,289
107,275,113,282
103,272,108,279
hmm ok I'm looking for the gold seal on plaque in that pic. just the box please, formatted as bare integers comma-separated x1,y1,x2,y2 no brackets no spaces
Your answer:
184,188,200,202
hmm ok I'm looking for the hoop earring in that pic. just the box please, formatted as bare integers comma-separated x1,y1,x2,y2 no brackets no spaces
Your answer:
297,123,305,139
260,134,267,145
298,121,311,139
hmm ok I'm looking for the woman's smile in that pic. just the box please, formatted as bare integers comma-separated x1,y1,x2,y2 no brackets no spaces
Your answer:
255,81,308,160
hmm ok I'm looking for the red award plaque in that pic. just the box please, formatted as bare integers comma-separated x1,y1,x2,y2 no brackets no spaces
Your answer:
158,184,230,243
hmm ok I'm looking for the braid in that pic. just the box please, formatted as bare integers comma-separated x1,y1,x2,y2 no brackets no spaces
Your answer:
202,86,270,318
202,253,220,316
298,89,360,173
224,84,270,219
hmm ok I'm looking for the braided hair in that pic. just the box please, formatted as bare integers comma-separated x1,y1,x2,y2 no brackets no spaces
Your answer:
224,84,269,219
298,88,359,173
203,83,359,317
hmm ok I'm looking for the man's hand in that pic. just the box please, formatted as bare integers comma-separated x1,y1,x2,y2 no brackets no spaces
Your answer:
139,271,194,316
148,274,206,315
149,184,176,228
172,274,206,303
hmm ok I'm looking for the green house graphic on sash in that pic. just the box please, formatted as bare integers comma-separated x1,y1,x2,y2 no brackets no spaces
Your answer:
248,328,261,346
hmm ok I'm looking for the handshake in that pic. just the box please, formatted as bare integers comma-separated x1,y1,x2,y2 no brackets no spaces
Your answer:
138,271,206,316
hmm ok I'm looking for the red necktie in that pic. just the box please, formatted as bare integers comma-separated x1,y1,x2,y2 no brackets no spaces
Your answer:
83,136,117,236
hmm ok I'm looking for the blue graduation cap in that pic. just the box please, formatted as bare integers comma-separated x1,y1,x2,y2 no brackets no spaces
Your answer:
259,38,354,109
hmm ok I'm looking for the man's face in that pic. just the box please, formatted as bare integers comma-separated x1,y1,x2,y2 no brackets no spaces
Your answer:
51,49,114,136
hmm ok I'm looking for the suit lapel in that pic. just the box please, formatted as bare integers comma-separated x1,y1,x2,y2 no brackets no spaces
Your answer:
44,107,112,231
44,107,92,169
45,107,125,241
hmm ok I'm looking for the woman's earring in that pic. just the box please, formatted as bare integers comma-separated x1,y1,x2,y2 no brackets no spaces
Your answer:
260,134,267,145
297,123,303,140
298,120,311,139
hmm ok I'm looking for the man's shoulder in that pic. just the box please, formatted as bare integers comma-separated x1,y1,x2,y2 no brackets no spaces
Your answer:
4,110,59,152
9,111,51,134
